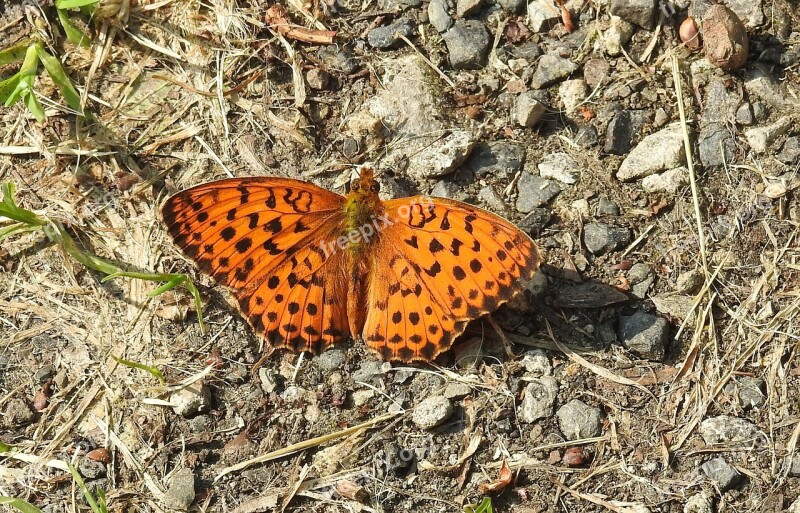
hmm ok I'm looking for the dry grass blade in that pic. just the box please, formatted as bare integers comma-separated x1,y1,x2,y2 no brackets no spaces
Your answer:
215,411,401,480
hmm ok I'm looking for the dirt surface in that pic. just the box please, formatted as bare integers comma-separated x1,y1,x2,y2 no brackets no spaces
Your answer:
1,1,800,512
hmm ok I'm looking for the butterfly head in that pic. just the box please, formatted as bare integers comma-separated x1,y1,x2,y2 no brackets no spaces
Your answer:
350,167,380,196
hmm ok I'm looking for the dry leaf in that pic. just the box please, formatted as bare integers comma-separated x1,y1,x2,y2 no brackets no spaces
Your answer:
478,458,513,493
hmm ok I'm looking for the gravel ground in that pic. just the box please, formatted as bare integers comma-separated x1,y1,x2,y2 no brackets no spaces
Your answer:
1,0,799,512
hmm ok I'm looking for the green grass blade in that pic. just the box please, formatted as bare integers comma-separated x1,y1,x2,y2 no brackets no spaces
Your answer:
0,41,31,66
0,222,43,242
57,0,100,7
0,183,48,226
24,88,46,122
110,354,165,384
57,8,91,47
67,462,103,513
0,442,13,453
34,43,84,116
0,74,22,103
103,271,205,332
0,497,44,513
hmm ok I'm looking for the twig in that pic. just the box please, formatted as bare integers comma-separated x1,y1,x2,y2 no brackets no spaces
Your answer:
265,6,336,45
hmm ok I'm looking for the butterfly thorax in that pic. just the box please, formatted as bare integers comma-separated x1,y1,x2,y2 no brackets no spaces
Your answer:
341,169,385,254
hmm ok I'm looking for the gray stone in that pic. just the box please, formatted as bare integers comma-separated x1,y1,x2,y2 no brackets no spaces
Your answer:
353,360,384,383
604,110,648,155
443,382,472,399
258,367,279,394
698,123,735,168
609,0,656,29
703,77,741,124
162,468,196,511
745,116,794,153
530,55,578,89
789,454,800,477
617,124,686,182
352,389,375,407
306,68,330,90
380,0,422,8
684,492,714,513
465,141,525,179
3,398,34,426
618,311,668,360
519,207,552,235
510,41,542,59
407,130,476,179
556,399,602,440
519,349,552,377
583,222,630,255
443,20,491,70
368,19,414,49
641,167,689,194
317,46,360,75
456,0,483,17
559,79,587,115
725,376,766,410
314,349,346,372
676,269,704,294
428,0,453,33
412,396,454,429
628,263,654,299
516,173,561,212
170,381,211,418
735,102,755,125
430,180,463,199
576,124,599,148
538,152,580,184
478,185,509,212
78,457,106,479
778,137,800,164
514,92,547,127
497,0,526,14
34,365,55,383
699,457,743,491
596,196,620,216
651,294,696,324
518,376,559,423
719,0,764,28
526,0,561,32
603,16,634,56
699,415,765,447
790,497,800,513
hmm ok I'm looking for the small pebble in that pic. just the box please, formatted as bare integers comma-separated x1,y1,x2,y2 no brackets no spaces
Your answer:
518,377,559,423
557,399,602,440
699,457,743,491
443,20,491,70
618,311,669,361
412,396,454,430
162,468,196,511
514,91,547,127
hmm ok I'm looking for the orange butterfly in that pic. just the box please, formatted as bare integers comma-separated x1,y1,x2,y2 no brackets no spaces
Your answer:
162,168,542,362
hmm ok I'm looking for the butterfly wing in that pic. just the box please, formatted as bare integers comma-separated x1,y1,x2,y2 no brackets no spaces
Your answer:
162,177,350,353
362,197,541,361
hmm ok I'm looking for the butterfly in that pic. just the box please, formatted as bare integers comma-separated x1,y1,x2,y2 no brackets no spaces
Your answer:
161,168,542,362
